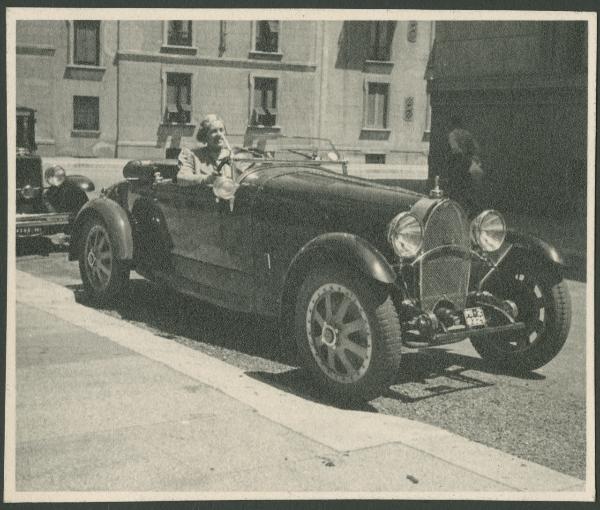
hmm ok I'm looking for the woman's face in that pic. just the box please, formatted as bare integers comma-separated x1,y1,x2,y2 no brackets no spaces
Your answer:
205,120,226,150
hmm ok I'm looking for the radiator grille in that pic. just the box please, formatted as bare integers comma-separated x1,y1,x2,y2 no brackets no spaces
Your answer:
419,200,470,312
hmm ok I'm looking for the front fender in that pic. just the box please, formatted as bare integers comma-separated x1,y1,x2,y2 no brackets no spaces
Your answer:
504,230,566,268
68,197,133,262
289,233,397,285
66,174,95,193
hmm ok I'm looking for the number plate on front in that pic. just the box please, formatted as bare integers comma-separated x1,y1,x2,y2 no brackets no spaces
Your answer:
464,307,486,328
17,226,43,236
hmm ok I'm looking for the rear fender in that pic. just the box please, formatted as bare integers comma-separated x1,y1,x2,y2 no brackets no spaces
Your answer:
68,197,133,262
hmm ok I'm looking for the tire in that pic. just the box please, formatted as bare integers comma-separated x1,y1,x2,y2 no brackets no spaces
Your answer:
78,216,130,304
294,265,402,401
470,255,571,372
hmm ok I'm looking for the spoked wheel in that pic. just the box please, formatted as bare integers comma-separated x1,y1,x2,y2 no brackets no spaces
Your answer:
295,266,402,401
471,255,571,372
79,217,129,303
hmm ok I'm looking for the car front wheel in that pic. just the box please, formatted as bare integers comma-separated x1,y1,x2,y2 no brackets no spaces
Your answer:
471,255,571,372
294,265,402,400
79,216,129,303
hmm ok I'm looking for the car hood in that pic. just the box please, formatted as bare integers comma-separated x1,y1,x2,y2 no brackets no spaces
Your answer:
244,165,424,212
244,165,426,255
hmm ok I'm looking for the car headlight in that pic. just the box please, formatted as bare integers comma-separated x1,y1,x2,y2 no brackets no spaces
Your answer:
387,212,423,258
470,210,506,252
20,185,38,200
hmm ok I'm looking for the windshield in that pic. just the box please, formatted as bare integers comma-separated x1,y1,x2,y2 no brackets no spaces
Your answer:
228,133,344,164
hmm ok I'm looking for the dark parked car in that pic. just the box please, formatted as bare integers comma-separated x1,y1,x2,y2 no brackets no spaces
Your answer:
69,135,571,399
16,107,94,238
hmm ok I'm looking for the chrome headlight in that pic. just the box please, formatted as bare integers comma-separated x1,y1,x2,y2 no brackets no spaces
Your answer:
470,210,506,252
387,212,423,258
20,185,38,200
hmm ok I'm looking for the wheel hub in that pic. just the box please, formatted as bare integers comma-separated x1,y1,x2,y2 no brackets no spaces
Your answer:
321,323,338,347
87,250,96,268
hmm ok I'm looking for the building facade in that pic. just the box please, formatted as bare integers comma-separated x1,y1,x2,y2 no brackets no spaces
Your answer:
16,19,433,166
427,21,587,217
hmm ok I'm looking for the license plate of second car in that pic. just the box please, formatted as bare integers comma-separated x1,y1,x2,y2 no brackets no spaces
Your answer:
464,306,486,328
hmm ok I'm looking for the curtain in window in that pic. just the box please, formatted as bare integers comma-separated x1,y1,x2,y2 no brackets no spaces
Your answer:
366,83,388,129
256,21,279,52
74,21,100,65
371,21,394,61
168,21,192,46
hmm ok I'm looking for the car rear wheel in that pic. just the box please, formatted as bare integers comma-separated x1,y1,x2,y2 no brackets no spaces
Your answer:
470,256,571,372
79,217,129,303
294,265,402,401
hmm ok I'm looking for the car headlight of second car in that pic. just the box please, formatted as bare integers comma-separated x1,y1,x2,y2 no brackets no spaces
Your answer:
20,185,38,200
470,209,506,252
387,212,423,258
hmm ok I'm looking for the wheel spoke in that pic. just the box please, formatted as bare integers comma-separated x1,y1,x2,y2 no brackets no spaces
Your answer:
333,296,352,323
97,235,107,251
326,346,336,371
313,310,325,328
340,335,368,360
324,294,333,321
337,349,355,375
341,318,366,335
96,262,111,277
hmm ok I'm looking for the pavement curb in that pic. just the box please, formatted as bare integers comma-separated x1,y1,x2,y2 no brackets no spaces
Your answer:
12,270,590,498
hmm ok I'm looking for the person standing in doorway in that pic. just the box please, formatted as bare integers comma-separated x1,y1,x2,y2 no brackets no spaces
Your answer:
446,115,482,215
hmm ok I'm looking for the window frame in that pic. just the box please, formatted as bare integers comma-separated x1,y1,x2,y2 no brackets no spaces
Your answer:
72,95,100,132
248,74,280,129
163,20,194,48
69,20,102,67
368,21,394,62
362,79,391,131
163,71,194,125
251,20,282,55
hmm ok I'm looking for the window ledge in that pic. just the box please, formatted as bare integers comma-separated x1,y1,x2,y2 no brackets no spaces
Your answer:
249,50,284,61
66,64,106,72
363,60,394,74
247,124,281,130
71,130,101,138
160,45,197,55
361,128,391,133
160,122,197,128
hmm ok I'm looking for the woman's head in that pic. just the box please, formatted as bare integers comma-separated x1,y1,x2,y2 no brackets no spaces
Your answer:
44,165,66,187
196,114,226,150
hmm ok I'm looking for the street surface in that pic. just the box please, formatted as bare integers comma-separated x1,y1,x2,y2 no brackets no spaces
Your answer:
15,241,588,480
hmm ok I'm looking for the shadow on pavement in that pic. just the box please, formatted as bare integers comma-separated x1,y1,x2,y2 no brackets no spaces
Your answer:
16,237,68,257
70,277,546,409
72,278,297,367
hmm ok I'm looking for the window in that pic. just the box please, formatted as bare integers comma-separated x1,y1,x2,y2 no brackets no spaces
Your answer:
167,21,192,46
166,73,192,124
73,96,99,131
404,96,414,122
407,21,418,43
255,21,279,53
364,82,389,129
369,21,394,61
251,77,278,127
73,21,100,66
365,154,386,164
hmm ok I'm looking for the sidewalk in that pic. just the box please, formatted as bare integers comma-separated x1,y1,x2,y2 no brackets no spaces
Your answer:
6,271,588,500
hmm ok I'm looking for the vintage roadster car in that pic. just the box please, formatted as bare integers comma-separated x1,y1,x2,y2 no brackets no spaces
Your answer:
16,106,94,238
69,135,571,399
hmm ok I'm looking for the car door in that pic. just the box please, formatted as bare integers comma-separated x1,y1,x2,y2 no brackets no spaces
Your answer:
152,181,256,311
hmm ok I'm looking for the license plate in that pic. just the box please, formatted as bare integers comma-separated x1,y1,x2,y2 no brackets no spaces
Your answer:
464,307,486,328
17,226,43,236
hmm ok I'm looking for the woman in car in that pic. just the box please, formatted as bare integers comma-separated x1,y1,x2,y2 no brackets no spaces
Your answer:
177,114,240,186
